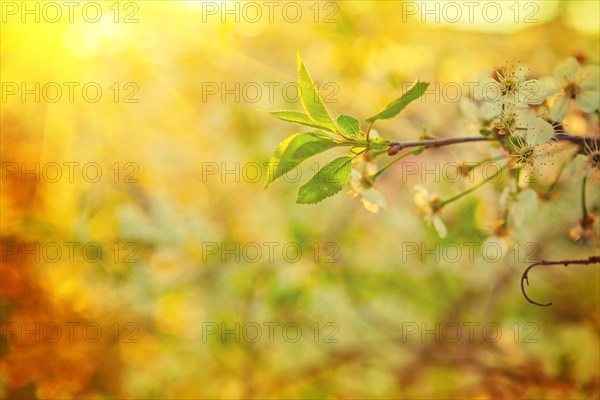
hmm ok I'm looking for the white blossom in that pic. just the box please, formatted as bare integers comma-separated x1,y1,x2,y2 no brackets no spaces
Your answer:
541,57,600,121
476,65,548,107
413,185,447,238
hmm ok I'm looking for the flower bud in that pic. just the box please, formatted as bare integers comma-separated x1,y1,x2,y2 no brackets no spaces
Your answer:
388,144,401,156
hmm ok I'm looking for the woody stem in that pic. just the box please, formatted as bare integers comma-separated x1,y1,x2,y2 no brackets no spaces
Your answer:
387,133,598,153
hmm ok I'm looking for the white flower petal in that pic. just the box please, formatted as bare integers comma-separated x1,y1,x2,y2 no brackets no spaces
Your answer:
513,189,538,227
518,79,547,105
507,180,518,194
499,186,511,209
349,170,363,192
413,185,430,210
549,95,570,121
539,76,561,96
477,76,502,103
514,65,530,82
554,57,580,83
581,65,600,90
575,88,600,113
361,189,387,213
568,154,590,182
480,101,502,120
515,108,537,125
433,216,447,238
527,118,554,145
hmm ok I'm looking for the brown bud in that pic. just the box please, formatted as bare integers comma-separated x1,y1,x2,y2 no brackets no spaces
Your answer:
388,144,401,156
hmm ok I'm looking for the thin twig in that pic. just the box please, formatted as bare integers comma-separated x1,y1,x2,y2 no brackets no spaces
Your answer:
387,133,598,153
545,150,579,195
520,256,600,307
555,133,599,146
388,136,493,150
365,121,374,143
439,163,509,207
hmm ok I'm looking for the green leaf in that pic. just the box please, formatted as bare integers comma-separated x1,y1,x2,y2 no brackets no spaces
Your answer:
265,132,338,189
411,136,429,155
297,156,352,204
297,53,337,132
366,80,430,123
369,136,391,150
413,146,426,155
336,115,362,138
268,111,336,132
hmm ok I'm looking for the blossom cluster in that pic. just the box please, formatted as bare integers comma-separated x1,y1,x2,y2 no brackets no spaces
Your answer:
347,57,599,245
405,57,599,242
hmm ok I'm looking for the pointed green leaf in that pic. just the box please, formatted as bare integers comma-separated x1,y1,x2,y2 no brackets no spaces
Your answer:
366,81,430,123
297,156,352,204
336,115,362,138
265,132,338,189
268,111,336,132
369,136,392,151
297,53,337,132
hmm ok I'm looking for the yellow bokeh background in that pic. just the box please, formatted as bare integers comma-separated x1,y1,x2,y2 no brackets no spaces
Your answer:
1,1,599,398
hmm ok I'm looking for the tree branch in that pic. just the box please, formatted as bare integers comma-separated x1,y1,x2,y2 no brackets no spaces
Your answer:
555,133,600,146
520,256,600,307
387,133,599,154
388,136,492,152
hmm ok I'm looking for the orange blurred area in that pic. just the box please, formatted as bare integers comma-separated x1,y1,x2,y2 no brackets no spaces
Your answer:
1,1,599,399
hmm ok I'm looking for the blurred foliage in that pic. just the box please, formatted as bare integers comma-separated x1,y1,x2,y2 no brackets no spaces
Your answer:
1,1,599,399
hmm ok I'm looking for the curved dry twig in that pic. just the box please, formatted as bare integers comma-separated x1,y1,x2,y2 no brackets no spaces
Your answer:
520,256,600,307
